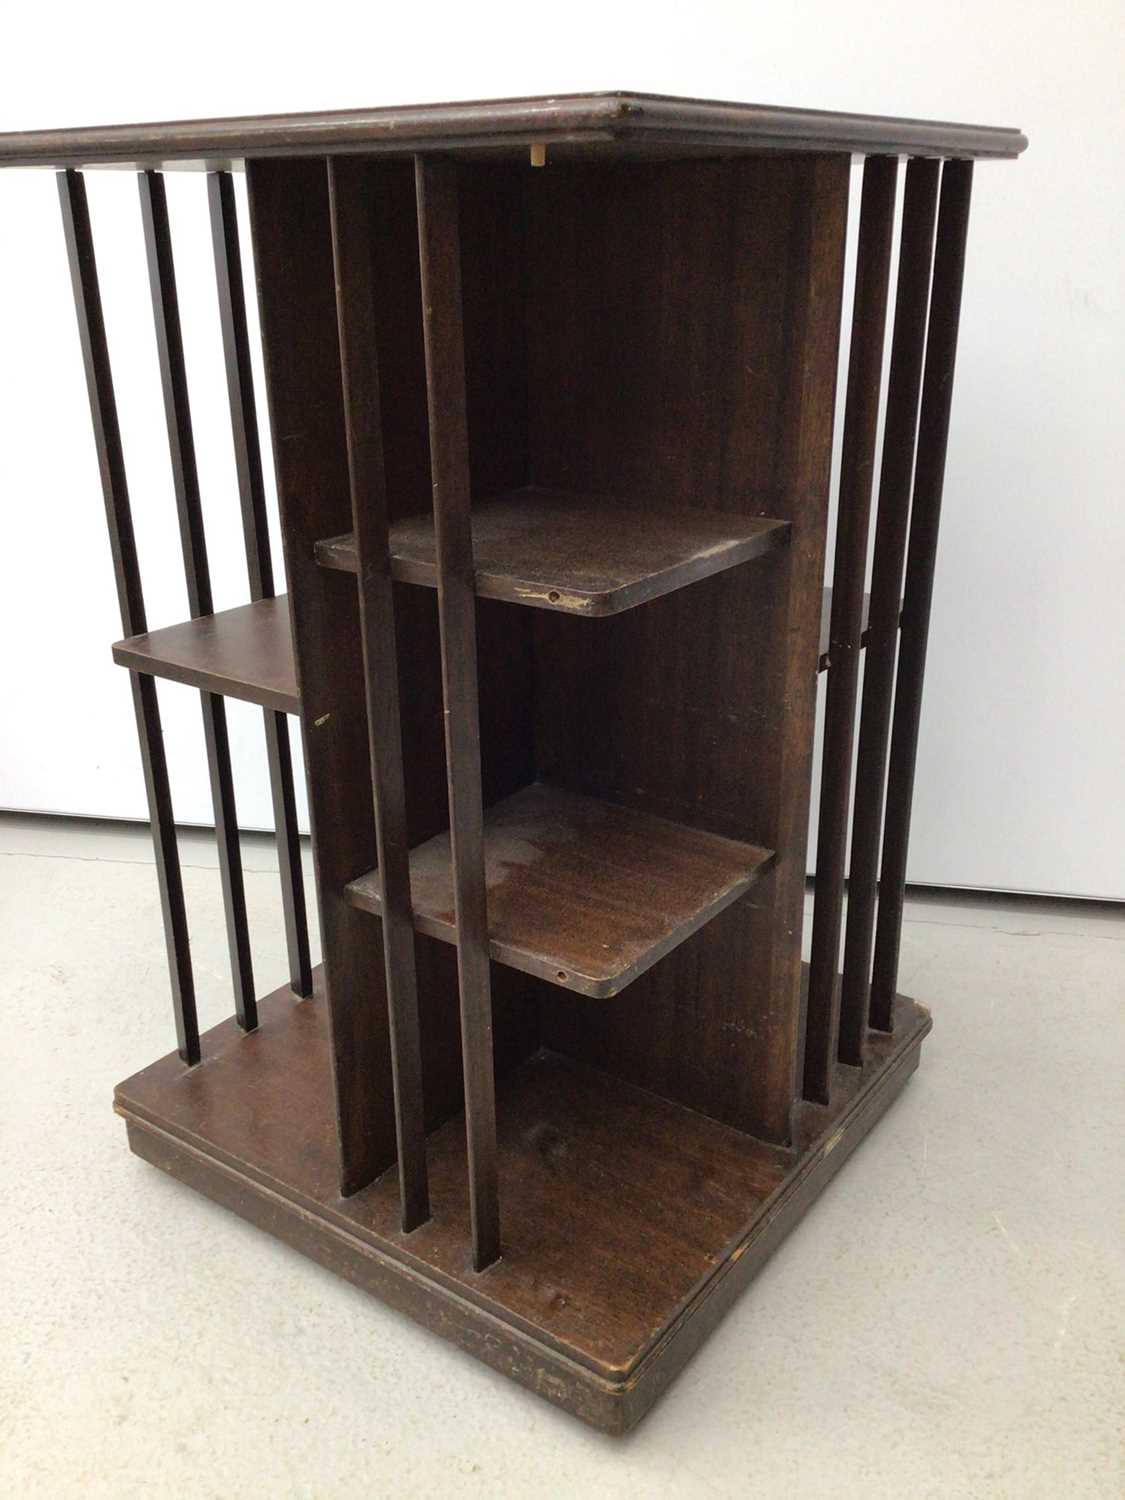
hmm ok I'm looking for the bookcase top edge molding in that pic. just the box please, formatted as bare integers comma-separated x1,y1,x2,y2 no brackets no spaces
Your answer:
0,89,1028,169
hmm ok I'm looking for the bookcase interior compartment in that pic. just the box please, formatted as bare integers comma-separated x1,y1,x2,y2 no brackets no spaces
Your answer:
296,150,849,1146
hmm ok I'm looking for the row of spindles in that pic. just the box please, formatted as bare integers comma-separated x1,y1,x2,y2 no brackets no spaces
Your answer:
804,154,973,1104
58,167,312,1069
60,156,501,1272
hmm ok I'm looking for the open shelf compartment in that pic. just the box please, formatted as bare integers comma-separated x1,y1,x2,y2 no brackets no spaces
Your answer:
344,782,774,997
316,485,789,617
111,595,300,715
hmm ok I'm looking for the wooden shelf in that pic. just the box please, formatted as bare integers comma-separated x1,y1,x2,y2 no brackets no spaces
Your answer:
344,782,774,998
112,596,299,715
315,486,789,617
108,584,871,708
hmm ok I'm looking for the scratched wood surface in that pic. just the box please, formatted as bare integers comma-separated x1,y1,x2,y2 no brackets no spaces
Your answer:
0,91,1027,170
316,486,789,615
346,782,774,997
116,969,930,1418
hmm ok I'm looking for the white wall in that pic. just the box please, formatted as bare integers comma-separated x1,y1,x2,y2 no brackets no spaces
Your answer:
1,0,1122,898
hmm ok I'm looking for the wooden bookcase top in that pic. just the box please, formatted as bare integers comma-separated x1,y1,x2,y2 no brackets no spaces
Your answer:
0,90,1027,169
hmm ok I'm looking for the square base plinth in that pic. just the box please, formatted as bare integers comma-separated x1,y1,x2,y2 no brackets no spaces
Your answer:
115,975,930,1433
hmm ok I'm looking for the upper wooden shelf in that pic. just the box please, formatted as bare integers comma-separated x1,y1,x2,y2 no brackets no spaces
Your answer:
0,92,1027,170
316,486,789,617
345,782,774,998
112,596,299,715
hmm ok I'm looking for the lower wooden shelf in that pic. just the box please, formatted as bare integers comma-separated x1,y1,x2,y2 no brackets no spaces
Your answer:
111,595,300,715
114,968,931,1433
344,782,774,998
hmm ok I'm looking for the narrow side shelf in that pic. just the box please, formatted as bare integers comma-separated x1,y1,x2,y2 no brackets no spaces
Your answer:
344,782,774,997
315,485,789,616
111,596,300,715
108,586,870,711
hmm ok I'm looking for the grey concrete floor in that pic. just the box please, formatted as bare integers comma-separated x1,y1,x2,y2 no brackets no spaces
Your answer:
1,813,1122,1499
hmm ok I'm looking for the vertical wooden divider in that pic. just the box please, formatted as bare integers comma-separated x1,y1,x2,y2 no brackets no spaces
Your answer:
871,159,974,1028
58,169,200,1063
138,169,257,1033
804,156,898,1102
246,156,398,1197
840,158,940,1043
207,169,312,1000
329,158,431,1233
414,156,501,1271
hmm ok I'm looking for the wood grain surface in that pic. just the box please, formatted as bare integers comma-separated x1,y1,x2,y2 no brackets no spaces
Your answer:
346,783,774,997
316,486,789,615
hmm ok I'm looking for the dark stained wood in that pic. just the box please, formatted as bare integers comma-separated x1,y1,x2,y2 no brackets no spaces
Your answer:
57,168,199,1064
841,158,941,1044
137,171,214,623
35,102,1017,1433
346,782,774,998
315,487,790,615
804,156,898,1101
329,155,430,1233
245,156,539,1203
259,711,311,994
115,967,931,1431
529,155,848,1143
112,596,299,713
208,168,312,998
871,160,975,1029
246,156,398,1195
415,155,500,1271
1,92,1027,169
819,587,873,671
207,171,276,601
138,168,256,1033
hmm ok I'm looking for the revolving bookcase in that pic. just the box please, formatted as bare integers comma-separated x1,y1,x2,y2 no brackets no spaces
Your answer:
0,93,1026,1432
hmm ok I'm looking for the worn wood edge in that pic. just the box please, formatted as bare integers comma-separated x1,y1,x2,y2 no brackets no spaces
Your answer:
616,1002,932,1426
113,1075,594,1379
119,1110,626,1431
113,997,929,1432
112,979,628,1382
110,635,300,717
313,516,790,617
0,92,1027,169
105,577,856,698
342,837,777,998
